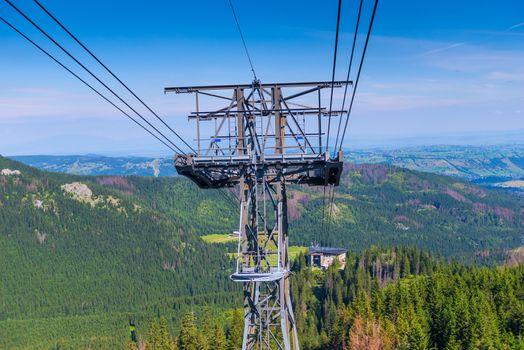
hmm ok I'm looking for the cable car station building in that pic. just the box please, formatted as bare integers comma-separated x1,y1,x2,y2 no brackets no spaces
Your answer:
308,246,348,270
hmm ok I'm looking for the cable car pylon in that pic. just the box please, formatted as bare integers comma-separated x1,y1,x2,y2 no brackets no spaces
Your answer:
166,79,350,349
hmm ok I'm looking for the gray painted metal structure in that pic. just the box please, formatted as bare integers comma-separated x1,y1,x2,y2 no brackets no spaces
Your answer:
165,80,350,349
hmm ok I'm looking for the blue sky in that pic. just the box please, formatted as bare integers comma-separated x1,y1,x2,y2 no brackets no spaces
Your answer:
0,0,523,155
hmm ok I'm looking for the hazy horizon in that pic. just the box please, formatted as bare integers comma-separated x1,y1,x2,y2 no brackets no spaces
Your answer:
5,130,524,158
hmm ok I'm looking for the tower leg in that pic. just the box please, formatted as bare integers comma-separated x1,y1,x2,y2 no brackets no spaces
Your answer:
235,175,299,350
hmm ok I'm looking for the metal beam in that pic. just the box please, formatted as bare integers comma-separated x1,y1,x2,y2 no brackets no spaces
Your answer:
165,80,352,93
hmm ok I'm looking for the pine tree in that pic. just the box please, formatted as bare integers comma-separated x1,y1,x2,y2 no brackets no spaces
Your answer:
178,312,199,350
148,317,174,350
158,316,175,350
228,309,244,350
405,320,429,350
210,324,228,350
348,316,393,350
200,306,212,349
148,319,161,349
469,290,502,349
401,255,410,278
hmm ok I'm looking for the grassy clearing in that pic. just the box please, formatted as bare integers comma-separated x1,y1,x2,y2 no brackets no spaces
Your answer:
201,234,238,244
228,246,307,265
288,246,308,258
203,234,308,264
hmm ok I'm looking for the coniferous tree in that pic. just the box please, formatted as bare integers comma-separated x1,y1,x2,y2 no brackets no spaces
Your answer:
158,316,175,350
200,306,212,350
178,312,199,350
148,319,161,349
210,324,228,350
148,317,174,350
228,309,244,350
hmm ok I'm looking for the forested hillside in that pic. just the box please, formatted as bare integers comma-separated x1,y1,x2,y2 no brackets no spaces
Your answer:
133,247,524,349
289,163,524,259
113,162,524,259
12,153,524,258
290,247,524,349
1,155,523,348
0,156,240,348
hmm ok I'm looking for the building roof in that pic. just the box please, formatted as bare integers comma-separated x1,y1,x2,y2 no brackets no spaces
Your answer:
307,246,348,255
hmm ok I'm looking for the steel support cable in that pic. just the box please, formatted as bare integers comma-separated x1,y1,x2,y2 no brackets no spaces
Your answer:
219,188,238,207
326,0,363,237
338,0,379,150
33,0,196,154
321,0,343,243
325,0,343,154
327,0,376,239
227,0,257,81
320,185,327,245
333,0,364,153
324,184,336,239
0,16,177,153
4,0,186,154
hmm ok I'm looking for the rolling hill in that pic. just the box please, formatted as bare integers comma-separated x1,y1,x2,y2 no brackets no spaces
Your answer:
287,163,524,258
346,144,524,194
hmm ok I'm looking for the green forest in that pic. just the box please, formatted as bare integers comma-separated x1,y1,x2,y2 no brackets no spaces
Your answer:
0,156,241,348
290,247,524,349
1,155,523,348
129,247,524,349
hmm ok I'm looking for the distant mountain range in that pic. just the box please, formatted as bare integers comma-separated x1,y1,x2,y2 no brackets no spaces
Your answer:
346,144,524,194
9,144,524,194
346,144,524,180
9,154,178,177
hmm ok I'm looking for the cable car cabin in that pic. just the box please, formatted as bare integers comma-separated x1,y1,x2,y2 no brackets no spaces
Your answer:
308,246,347,270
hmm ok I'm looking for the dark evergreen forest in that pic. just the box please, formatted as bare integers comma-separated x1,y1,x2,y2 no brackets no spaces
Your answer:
138,247,524,349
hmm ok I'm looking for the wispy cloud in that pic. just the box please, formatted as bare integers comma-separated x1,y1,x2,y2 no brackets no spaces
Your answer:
508,21,524,30
417,20,524,59
423,47,524,73
0,86,117,120
0,86,193,120
418,42,465,57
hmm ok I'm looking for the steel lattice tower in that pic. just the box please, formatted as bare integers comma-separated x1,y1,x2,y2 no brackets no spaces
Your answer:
166,80,350,349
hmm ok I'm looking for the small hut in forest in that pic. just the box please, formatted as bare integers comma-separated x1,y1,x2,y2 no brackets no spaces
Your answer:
307,246,347,269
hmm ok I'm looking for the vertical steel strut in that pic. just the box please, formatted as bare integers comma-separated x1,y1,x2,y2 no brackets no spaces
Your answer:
235,169,298,349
